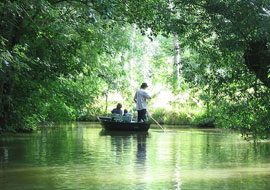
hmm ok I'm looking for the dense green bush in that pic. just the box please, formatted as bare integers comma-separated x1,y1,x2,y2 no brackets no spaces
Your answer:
149,108,195,125
191,112,215,128
214,98,270,140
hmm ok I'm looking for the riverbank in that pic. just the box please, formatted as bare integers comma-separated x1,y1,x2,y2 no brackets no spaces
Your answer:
77,110,216,128
76,104,215,127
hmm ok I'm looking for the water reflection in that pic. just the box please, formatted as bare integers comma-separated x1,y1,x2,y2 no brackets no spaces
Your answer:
99,130,150,190
136,133,147,166
0,147,8,166
99,130,149,166
0,124,270,190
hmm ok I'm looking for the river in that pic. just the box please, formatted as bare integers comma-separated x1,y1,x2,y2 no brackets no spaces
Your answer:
1,122,270,190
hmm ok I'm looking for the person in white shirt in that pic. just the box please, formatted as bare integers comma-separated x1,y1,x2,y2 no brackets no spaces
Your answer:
133,83,151,122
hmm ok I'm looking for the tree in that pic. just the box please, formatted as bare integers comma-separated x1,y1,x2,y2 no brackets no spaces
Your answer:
0,0,133,131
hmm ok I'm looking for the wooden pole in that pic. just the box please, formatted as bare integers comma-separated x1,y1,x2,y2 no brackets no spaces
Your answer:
148,112,165,132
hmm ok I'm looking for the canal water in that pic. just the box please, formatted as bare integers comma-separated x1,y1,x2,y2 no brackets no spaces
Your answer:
1,122,270,190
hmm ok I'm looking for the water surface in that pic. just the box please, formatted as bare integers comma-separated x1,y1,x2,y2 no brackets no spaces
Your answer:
1,122,270,190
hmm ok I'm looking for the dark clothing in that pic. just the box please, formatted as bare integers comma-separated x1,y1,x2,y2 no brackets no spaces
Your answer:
112,108,122,115
138,109,147,122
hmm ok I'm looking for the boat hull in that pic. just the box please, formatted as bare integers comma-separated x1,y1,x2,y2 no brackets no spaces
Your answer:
100,120,150,131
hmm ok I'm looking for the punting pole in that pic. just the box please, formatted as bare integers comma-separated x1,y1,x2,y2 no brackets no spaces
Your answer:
147,111,165,132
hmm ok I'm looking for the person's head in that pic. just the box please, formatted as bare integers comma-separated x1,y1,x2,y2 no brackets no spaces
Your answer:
116,103,122,109
140,82,148,89
124,109,128,113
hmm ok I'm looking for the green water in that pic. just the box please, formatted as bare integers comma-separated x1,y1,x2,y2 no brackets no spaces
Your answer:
1,122,270,190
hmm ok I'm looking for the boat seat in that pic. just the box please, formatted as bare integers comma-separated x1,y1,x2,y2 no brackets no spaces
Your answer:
122,116,131,123
111,113,122,122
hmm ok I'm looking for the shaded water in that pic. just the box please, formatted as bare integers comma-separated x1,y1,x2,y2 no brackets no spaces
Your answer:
1,122,270,190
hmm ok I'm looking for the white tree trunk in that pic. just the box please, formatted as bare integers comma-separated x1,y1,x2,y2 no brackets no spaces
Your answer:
174,35,181,89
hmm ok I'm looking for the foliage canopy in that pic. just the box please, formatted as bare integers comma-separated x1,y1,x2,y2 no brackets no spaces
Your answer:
1,0,270,139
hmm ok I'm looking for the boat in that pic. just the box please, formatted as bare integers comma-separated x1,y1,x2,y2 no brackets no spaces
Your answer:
97,116,151,131
99,129,149,136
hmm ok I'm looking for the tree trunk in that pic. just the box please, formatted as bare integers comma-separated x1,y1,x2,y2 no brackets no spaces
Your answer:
173,35,181,89
0,82,4,129
105,93,108,114
105,87,110,114
244,41,270,88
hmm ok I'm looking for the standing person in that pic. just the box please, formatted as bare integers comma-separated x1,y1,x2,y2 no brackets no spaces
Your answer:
134,83,151,122
111,103,122,115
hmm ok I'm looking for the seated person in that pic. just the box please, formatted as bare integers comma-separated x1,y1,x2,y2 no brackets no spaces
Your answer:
122,109,132,123
111,103,122,115
123,109,131,117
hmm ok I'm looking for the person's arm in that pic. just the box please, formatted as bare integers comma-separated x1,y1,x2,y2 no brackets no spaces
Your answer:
133,92,137,103
143,91,151,100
